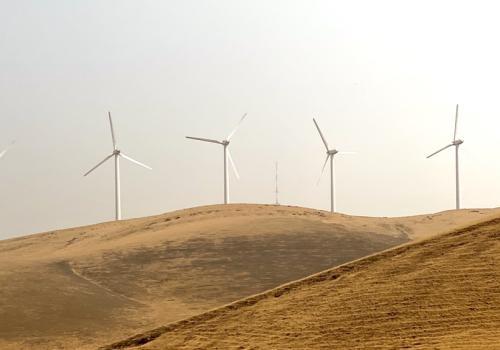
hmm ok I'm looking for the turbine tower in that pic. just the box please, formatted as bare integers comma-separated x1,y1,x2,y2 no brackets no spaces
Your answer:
84,112,152,220
186,113,247,204
0,141,15,160
313,118,354,213
426,104,464,210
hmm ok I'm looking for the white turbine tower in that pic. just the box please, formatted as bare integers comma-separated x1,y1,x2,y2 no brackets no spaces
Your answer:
313,118,354,213
0,141,15,160
426,104,464,210
186,113,247,204
84,112,152,221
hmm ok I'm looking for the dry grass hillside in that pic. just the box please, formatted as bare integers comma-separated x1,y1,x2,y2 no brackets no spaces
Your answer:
0,204,498,349
107,214,500,350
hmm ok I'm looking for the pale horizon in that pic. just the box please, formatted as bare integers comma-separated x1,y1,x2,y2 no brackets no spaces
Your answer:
2,0,500,239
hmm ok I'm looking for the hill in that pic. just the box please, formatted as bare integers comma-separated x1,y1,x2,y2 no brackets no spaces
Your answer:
105,213,500,350
0,204,498,349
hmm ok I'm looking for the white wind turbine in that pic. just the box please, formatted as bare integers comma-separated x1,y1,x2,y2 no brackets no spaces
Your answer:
426,104,464,210
84,112,152,220
313,118,355,213
0,141,15,160
186,113,247,204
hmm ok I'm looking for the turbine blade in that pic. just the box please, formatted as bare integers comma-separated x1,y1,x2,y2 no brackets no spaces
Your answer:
120,153,152,170
453,104,459,141
84,153,114,176
227,149,240,179
0,141,15,159
426,143,453,159
226,113,248,141
108,111,117,149
317,154,331,185
186,136,223,144
313,118,329,151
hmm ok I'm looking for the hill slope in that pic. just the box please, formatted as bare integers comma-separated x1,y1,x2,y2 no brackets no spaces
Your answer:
108,214,500,350
0,204,498,349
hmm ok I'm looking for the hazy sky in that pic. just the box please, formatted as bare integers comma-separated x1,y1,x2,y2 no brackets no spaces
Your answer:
1,0,500,239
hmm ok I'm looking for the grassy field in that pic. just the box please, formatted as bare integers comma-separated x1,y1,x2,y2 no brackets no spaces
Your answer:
0,204,498,349
106,214,500,349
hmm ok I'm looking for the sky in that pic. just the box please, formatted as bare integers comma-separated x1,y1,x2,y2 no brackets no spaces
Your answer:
1,0,500,239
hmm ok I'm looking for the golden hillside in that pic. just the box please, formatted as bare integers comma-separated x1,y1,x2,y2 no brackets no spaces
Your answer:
0,204,498,349
106,214,500,350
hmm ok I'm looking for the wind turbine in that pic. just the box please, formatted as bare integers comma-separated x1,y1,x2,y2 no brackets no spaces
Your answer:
84,112,152,221
0,141,15,160
426,104,463,210
313,118,355,213
186,113,247,204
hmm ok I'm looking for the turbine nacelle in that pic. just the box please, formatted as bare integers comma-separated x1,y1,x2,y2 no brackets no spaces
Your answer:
222,140,230,146
453,139,464,146
327,149,339,156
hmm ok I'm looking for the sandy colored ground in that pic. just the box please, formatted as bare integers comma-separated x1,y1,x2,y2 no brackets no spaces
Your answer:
0,204,499,349
107,215,500,350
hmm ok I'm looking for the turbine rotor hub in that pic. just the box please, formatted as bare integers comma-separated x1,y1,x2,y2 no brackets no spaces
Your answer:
453,139,464,146
222,140,230,146
113,149,121,155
